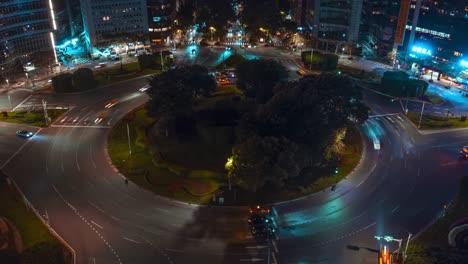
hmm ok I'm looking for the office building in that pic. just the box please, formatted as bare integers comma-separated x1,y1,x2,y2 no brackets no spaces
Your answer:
147,0,176,45
0,0,54,74
79,0,149,55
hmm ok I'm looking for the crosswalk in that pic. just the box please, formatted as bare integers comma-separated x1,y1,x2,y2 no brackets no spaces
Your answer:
52,113,112,128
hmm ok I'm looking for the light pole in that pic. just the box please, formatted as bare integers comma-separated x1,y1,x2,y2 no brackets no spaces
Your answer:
309,48,314,70
418,101,425,128
126,123,132,156
160,50,164,71
209,27,216,41
6,79,11,108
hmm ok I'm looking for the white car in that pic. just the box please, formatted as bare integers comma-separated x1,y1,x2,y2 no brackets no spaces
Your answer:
373,139,381,150
139,85,150,92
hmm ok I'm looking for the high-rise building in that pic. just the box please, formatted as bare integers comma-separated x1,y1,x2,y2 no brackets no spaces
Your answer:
79,0,149,55
0,0,54,74
289,0,364,53
147,0,176,45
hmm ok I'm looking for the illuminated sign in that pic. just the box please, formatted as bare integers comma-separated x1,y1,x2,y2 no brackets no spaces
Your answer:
411,46,432,56
394,0,411,44
153,17,161,22
461,60,468,67
405,25,450,39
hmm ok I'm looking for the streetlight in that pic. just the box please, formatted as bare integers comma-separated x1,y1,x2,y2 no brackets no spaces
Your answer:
209,27,216,41
309,48,314,70
6,79,11,108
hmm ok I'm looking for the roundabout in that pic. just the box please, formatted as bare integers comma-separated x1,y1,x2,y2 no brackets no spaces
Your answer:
0,50,466,263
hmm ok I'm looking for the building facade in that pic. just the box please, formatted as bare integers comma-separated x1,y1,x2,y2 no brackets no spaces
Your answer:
0,0,53,74
289,0,364,53
147,0,176,45
79,0,149,55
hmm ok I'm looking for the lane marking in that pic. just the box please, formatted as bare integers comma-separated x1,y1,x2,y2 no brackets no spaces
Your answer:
369,113,401,118
156,208,169,214
165,248,184,253
91,221,104,229
90,145,97,169
392,205,400,213
123,236,140,244
0,129,41,170
50,125,111,129
11,94,32,111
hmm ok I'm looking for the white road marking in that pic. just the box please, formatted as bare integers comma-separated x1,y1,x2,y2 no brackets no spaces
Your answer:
156,208,169,214
61,116,68,123
392,205,400,213
410,136,415,143
91,221,104,229
0,129,41,170
90,145,97,169
50,125,111,129
386,116,395,123
165,248,184,253
11,94,32,111
272,240,279,253
369,113,401,118
123,236,140,243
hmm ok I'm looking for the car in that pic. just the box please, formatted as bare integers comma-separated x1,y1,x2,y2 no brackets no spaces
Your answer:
226,46,232,51
249,205,271,216
139,85,150,92
94,112,106,124
428,79,434,83
373,139,381,150
16,130,33,138
191,49,196,54
105,98,119,108
217,79,230,85
347,56,354,60
460,146,468,159
297,69,306,75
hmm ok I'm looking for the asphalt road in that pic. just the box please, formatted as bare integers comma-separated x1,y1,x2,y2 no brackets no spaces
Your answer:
0,46,467,264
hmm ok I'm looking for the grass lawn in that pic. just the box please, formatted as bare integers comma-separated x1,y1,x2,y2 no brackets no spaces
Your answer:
0,176,71,263
406,112,468,130
214,85,243,96
405,177,468,263
426,92,445,105
109,106,364,205
94,62,160,86
107,106,224,204
225,124,363,205
0,109,68,127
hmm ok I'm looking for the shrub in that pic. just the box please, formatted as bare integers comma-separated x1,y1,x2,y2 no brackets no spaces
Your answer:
51,73,73,93
72,68,96,91
21,241,65,264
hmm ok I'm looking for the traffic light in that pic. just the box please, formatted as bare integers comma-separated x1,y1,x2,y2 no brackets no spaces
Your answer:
334,167,339,174
337,70,342,75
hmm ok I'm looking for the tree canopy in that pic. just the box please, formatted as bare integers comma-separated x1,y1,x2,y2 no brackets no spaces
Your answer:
236,59,288,103
231,74,369,191
228,135,299,192
146,65,216,117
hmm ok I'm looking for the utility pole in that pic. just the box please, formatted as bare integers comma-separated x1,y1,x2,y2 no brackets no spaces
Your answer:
418,101,425,128
309,48,314,70
402,233,412,264
160,50,164,71
42,98,49,126
404,87,409,114
126,123,132,156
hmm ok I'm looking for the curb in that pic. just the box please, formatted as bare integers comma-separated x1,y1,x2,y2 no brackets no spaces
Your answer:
0,172,76,264
269,124,369,206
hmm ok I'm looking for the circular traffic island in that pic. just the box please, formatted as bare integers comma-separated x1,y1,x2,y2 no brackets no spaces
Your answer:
107,65,367,205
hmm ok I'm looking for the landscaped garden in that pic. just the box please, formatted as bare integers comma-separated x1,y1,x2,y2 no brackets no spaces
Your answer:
406,112,468,130
0,174,71,263
0,109,68,127
107,61,369,205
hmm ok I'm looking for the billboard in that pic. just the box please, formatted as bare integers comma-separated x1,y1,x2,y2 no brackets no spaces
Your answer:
394,0,411,44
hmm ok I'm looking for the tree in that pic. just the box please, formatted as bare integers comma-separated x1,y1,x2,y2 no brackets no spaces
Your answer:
380,71,428,97
21,241,65,264
227,135,299,192
301,51,339,71
175,2,195,31
51,73,73,93
72,67,96,91
236,59,288,103
239,74,369,170
242,0,283,36
194,0,235,37
146,65,216,117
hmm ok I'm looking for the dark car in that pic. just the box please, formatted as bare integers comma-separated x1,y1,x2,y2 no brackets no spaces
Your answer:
16,130,33,138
